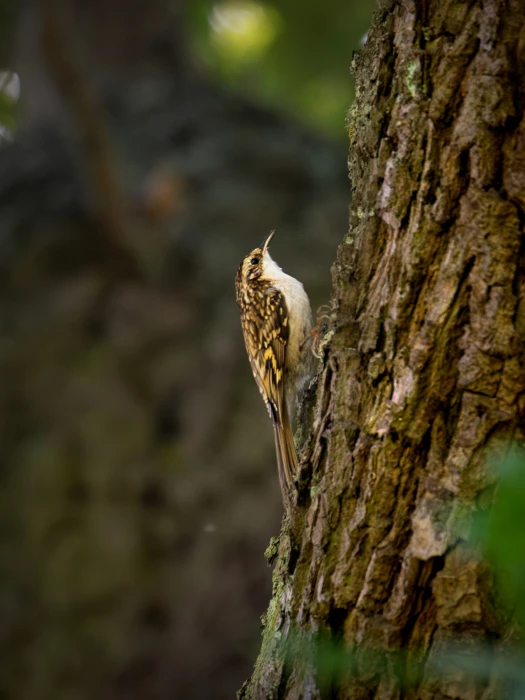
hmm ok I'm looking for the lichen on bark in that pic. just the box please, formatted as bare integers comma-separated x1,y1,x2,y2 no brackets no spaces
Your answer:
241,0,525,697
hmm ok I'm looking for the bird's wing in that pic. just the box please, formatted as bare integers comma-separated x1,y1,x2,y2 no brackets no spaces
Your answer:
241,287,289,426
241,287,297,502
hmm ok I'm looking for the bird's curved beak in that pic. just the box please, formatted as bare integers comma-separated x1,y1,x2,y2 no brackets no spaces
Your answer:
261,230,275,254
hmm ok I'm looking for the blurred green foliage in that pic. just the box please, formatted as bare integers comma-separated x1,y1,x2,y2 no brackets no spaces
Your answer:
185,0,375,138
471,447,525,631
0,0,375,140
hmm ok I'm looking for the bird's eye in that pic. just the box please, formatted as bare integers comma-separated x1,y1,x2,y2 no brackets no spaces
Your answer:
250,257,260,265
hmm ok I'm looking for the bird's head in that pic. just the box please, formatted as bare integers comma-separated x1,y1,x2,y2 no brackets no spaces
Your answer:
237,230,276,287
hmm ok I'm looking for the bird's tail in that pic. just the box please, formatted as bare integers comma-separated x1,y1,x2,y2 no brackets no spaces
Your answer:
273,404,298,510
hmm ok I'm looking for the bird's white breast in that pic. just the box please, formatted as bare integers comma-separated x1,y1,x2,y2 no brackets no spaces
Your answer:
262,253,313,373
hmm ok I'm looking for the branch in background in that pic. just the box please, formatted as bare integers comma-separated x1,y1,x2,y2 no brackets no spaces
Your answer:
40,0,141,278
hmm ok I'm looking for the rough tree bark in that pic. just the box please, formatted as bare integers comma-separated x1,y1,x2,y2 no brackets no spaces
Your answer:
242,0,525,698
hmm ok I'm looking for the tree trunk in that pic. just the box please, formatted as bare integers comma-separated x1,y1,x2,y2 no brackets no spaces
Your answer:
242,0,525,697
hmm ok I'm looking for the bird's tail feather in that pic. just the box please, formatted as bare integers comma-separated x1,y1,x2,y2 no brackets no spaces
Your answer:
273,404,298,509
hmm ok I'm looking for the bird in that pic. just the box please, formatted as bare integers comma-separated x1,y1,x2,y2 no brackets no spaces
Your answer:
235,231,313,508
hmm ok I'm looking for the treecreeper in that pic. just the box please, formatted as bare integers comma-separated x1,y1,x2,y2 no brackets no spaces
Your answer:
235,231,313,510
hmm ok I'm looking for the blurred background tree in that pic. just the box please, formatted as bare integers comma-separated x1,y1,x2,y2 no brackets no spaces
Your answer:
0,1,372,700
